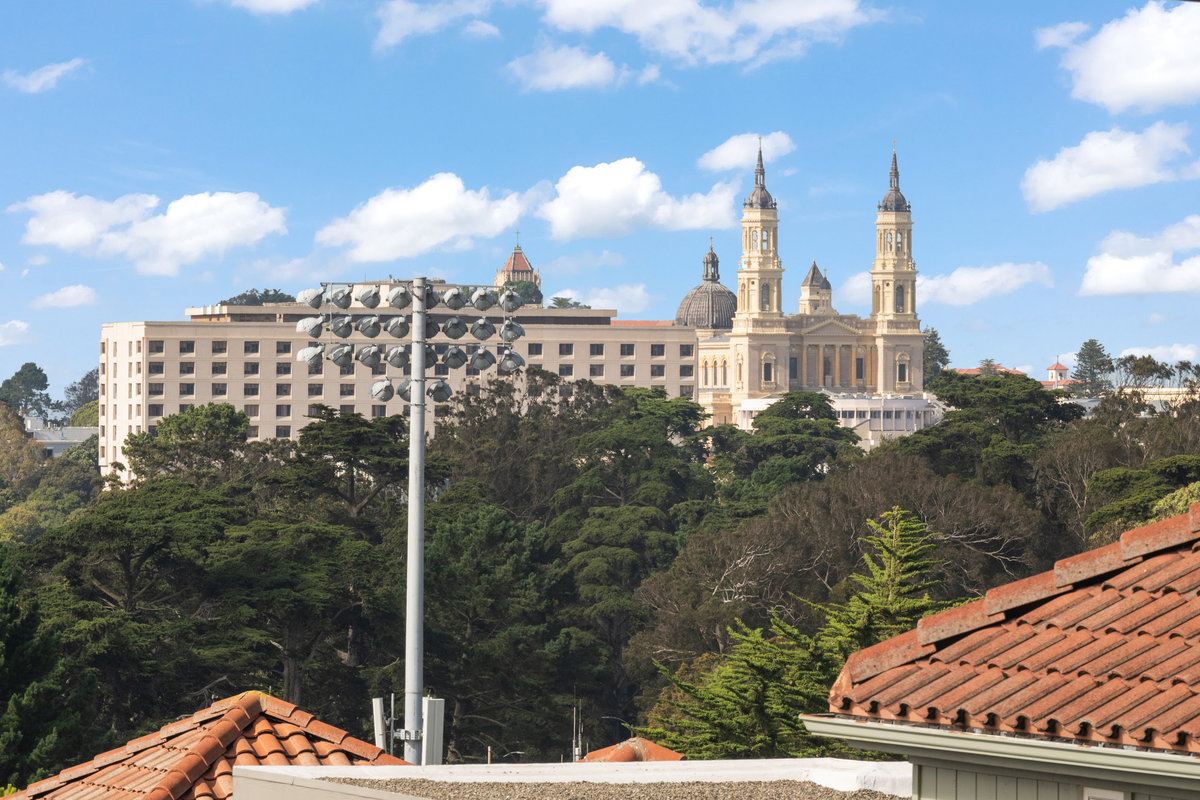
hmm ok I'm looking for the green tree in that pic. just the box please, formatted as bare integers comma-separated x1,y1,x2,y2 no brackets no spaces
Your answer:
0,363,53,419
816,506,946,661
977,358,999,376
550,296,590,309
1085,455,1200,536
922,327,950,379
208,519,387,706
0,546,84,787
68,400,98,427
0,435,100,543
422,502,573,761
122,403,285,487
0,404,46,512
29,481,245,740
62,368,98,415
1071,339,1113,397
503,280,543,307
220,288,296,305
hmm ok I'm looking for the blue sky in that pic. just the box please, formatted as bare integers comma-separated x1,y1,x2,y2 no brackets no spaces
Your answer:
2,0,1199,395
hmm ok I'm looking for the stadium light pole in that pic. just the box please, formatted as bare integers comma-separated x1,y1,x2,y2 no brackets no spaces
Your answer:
297,276,525,764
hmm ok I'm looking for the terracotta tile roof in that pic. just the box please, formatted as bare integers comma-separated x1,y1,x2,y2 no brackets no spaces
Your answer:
829,504,1200,756
579,738,686,762
14,691,406,799
947,366,1027,376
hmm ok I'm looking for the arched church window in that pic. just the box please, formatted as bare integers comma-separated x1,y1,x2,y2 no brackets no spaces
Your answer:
751,230,759,249
896,354,910,384
702,360,709,385
763,361,773,383
762,230,770,250
761,283,771,311
896,231,904,253
895,285,905,313
722,360,728,386
887,232,893,251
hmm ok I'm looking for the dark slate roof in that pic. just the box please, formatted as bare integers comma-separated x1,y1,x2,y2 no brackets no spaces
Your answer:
676,244,736,329
878,151,910,213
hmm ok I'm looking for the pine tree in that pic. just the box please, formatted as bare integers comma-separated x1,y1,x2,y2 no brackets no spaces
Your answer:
1071,339,1113,398
817,506,946,662
922,327,950,379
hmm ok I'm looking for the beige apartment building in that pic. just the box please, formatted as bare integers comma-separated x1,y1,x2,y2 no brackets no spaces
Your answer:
98,146,937,473
97,303,697,474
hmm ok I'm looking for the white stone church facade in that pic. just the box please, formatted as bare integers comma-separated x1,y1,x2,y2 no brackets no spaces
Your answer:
685,146,933,439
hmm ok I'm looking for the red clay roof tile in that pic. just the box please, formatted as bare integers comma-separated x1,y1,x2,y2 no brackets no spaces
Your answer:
11,692,406,799
828,503,1200,757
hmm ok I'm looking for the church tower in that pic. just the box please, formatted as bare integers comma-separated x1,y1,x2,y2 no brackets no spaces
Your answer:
870,148,917,323
870,147,922,392
734,143,783,322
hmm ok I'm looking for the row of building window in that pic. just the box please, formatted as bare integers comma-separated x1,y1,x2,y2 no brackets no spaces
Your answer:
529,343,693,358
116,340,698,360
551,364,693,379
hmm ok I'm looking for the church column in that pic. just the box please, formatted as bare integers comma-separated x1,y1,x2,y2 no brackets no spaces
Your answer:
833,346,841,390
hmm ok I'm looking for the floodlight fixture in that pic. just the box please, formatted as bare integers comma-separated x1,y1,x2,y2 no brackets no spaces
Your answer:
329,343,355,368
427,380,453,403
443,346,468,369
296,317,324,338
387,285,413,309
498,289,523,313
385,344,410,369
385,316,411,338
423,316,440,340
370,379,394,402
330,315,354,338
498,319,525,343
297,343,326,368
470,288,497,311
396,379,413,402
468,347,496,371
357,315,382,338
442,317,467,340
329,287,353,309
497,349,525,375
423,343,438,364
442,287,466,310
470,318,495,340
356,285,381,309
423,286,442,309
297,288,324,309
357,344,382,368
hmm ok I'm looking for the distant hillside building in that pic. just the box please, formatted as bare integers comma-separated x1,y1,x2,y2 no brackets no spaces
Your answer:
96,146,940,473
494,242,540,290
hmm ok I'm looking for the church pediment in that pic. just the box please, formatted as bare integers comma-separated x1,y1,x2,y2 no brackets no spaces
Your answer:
798,317,863,336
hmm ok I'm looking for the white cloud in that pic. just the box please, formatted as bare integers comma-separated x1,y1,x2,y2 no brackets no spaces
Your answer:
918,263,1054,306
27,254,48,266
1147,312,1167,325
316,173,523,261
30,285,97,309
1120,343,1199,363
222,0,317,12
537,0,873,67
9,190,286,276
1080,214,1200,295
3,58,85,93
376,0,491,48
1038,2,1200,113
537,157,737,240
463,19,500,38
506,45,621,92
1021,123,1196,212
838,270,871,306
546,283,654,312
0,320,31,347
698,131,795,171
1033,21,1089,50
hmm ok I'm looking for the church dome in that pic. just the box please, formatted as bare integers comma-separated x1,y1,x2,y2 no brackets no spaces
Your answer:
878,150,910,212
676,244,736,329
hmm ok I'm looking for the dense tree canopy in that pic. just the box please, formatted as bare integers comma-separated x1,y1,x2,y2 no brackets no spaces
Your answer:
0,363,52,419
219,288,296,305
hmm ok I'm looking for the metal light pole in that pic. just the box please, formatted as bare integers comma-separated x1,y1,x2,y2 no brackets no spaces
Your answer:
403,277,427,764
297,277,525,765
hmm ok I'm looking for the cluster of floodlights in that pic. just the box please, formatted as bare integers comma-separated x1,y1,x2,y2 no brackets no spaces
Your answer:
292,283,526,404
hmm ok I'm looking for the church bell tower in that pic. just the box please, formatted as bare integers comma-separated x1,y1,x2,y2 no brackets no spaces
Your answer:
734,142,784,323
870,147,917,324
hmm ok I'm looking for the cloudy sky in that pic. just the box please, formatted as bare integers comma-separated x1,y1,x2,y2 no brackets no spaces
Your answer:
2,0,1199,393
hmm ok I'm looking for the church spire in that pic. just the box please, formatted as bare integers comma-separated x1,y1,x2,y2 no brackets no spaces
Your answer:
889,149,900,191
755,138,765,187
